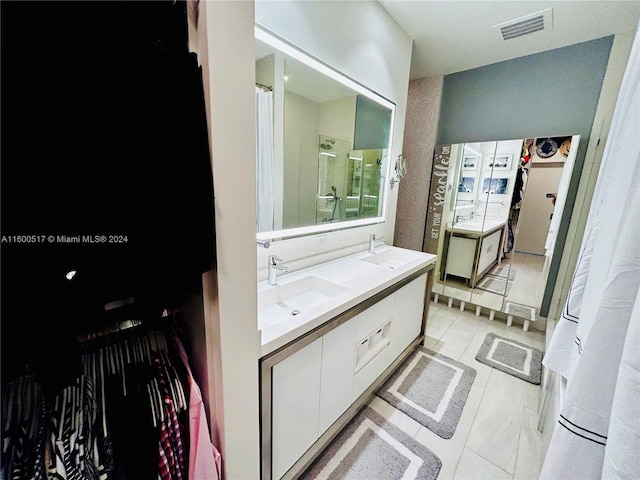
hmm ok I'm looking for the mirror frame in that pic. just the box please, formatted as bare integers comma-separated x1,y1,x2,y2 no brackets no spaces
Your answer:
255,25,396,241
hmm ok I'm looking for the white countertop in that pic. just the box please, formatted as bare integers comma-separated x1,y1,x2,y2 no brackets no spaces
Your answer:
258,246,436,357
447,218,506,235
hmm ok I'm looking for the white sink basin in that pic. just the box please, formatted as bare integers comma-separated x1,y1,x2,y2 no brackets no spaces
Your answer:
258,276,347,326
360,248,417,270
450,218,505,233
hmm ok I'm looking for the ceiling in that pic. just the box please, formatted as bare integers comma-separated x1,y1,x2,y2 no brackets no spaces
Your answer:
378,1,640,79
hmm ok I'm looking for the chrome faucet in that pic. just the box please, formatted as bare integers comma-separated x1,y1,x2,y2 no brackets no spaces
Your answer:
268,255,288,286
368,234,385,254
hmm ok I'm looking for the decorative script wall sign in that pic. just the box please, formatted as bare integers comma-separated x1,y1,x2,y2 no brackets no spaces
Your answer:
423,145,451,254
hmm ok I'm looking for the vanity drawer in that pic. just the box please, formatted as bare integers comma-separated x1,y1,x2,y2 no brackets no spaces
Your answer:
356,294,394,341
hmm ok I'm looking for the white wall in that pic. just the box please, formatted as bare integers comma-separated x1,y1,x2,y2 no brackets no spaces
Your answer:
255,0,413,276
199,2,260,479
318,96,357,145
198,3,411,478
283,91,320,228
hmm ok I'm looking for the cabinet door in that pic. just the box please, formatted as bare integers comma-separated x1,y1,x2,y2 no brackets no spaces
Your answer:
318,317,357,434
272,338,322,479
446,236,477,279
478,229,502,273
392,274,427,356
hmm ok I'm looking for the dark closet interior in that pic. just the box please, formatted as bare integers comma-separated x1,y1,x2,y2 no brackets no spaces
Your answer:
1,2,218,478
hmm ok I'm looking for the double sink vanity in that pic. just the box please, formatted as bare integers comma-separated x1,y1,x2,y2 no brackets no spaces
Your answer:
258,243,436,479
253,24,437,480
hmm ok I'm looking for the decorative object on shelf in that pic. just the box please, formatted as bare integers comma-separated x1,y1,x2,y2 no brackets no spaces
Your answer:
299,407,442,480
536,138,558,158
376,347,477,439
475,333,542,384
559,137,572,157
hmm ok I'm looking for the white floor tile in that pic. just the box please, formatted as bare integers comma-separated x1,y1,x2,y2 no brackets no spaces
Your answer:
431,341,463,361
367,396,422,438
437,318,480,357
466,371,526,474
523,381,541,412
454,448,512,480
425,313,454,340
414,380,486,480
422,335,439,350
514,408,544,480
459,330,494,388
434,306,463,320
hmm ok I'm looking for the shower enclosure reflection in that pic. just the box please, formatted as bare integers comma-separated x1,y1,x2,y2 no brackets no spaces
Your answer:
426,135,579,320
255,27,394,239
315,135,385,224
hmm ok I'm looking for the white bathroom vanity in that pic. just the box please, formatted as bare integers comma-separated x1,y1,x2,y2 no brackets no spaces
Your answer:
257,246,436,479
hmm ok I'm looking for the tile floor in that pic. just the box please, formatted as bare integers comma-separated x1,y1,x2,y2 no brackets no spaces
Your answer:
433,250,549,315
367,299,546,480
502,252,547,311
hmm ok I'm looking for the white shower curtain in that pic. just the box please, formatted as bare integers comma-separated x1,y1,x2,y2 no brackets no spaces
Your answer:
540,21,640,480
256,87,275,233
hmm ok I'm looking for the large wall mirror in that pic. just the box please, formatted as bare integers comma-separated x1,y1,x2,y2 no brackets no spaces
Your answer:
255,26,395,241
426,135,579,320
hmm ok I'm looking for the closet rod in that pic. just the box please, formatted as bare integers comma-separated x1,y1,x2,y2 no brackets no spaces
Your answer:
77,319,144,343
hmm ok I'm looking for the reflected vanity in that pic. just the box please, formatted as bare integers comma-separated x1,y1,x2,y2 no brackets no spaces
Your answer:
426,136,579,325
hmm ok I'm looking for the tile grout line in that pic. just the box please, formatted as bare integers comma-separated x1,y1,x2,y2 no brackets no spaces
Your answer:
451,367,494,479
511,391,527,480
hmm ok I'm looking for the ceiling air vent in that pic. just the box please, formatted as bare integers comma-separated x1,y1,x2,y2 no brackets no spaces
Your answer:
493,8,553,41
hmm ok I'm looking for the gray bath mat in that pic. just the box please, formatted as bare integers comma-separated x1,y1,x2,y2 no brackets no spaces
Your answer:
475,333,542,384
476,274,513,295
490,265,516,280
300,407,441,480
504,302,537,321
376,348,476,439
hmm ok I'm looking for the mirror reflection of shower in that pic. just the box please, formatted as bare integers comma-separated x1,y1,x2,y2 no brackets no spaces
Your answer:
316,134,386,224
317,135,348,224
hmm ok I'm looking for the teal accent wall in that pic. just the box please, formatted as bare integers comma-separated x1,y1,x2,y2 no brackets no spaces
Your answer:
436,36,613,316
354,95,392,150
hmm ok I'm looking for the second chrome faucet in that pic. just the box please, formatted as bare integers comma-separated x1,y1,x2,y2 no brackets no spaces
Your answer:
268,255,288,286
368,233,385,254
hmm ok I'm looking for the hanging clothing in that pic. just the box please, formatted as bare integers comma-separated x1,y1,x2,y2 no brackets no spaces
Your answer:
510,165,528,209
1,328,206,480
540,19,640,479
174,339,222,480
